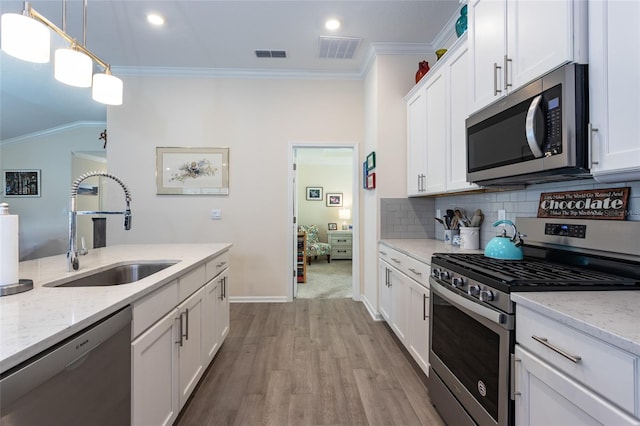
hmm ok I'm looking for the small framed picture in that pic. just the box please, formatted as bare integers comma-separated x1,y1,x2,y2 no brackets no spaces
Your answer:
3,169,41,197
367,172,376,189
306,186,323,201
362,161,368,189
326,193,343,207
328,222,338,231
366,151,376,172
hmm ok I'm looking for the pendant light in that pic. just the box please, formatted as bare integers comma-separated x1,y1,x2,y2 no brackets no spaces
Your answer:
0,12,50,63
92,70,123,105
55,45,93,87
1,0,123,105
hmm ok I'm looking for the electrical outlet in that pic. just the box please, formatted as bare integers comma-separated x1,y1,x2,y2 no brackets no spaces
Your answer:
498,209,506,221
210,209,222,220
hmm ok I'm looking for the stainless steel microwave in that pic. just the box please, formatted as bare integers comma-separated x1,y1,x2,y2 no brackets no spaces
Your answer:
466,63,590,186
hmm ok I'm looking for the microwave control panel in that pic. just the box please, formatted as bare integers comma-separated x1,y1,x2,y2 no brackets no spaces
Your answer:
543,85,563,156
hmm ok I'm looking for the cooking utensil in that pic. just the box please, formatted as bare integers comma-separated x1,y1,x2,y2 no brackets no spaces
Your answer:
484,219,525,260
435,217,447,229
445,209,455,229
454,208,470,227
470,209,484,227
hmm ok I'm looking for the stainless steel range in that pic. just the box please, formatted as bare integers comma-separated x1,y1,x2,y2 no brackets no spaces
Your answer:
427,217,640,426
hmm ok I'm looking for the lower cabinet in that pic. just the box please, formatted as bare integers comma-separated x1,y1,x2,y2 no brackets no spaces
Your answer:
514,304,640,425
378,244,431,376
131,251,230,425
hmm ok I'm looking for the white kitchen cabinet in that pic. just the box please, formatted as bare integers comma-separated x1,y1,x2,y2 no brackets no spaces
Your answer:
468,0,586,113
379,244,431,376
132,250,231,425
407,278,430,376
406,86,428,195
405,36,477,196
514,345,640,426
177,286,205,408
588,0,640,183
514,304,640,424
132,309,179,426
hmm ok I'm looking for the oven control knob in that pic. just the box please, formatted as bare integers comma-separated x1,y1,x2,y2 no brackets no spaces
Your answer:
431,268,441,278
451,277,465,288
479,289,494,302
468,285,480,297
439,270,450,280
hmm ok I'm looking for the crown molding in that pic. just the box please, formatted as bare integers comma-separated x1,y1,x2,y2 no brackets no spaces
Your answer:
1,121,106,146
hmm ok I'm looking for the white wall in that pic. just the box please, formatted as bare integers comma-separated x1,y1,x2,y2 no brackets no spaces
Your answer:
0,124,105,259
106,76,363,300
361,53,432,316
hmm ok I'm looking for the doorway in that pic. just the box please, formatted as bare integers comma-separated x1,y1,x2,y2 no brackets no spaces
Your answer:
288,143,360,301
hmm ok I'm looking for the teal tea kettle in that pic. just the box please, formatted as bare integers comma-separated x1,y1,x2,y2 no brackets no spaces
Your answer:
484,220,525,260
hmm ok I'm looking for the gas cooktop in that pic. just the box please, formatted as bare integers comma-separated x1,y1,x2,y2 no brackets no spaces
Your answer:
431,252,640,292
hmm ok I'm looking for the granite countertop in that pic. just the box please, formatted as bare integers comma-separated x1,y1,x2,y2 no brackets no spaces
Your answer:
1,243,231,373
379,238,483,264
512,292,640,357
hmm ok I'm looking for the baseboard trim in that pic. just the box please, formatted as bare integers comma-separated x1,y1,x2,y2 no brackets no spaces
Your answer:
361,296,382,321
229,296,290,303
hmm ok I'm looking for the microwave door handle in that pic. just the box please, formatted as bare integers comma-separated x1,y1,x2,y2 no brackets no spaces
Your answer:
525,95,545,158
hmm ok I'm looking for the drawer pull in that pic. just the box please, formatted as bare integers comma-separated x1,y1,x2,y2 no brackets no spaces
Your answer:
379,251,387,256
391,258,401,264
408,268,422,276
216,261,227,268
532,335,582,363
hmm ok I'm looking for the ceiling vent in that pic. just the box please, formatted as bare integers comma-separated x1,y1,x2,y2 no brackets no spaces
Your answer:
318,36,361,59
255,50,287,58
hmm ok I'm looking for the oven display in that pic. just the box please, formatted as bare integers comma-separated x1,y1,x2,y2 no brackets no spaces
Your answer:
431,292,500,421
544,223,587,238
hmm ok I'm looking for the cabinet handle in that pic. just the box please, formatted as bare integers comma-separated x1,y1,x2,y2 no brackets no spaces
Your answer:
217,261,227,268
511,354,521,399
379,251,387,256
408,267,422,276
391,258,401,264
223,276,227,299
219,277,225,300
504,55,512,90
588,123,599,166
421,174,426,192
184,308,190,341
494,63,502,95
176,313,184,347
531,335,582,363
386,268,391,287
422,293,428,320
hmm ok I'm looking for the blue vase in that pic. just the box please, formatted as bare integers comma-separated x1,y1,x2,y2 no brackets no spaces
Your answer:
455,5,468,37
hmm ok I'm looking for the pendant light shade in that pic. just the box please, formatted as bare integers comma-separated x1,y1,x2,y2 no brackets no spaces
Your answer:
92,72,123,105
54,48,93,87
1,13,50,63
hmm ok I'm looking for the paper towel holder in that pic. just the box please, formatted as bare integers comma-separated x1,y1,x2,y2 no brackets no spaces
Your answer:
1,279,34,296
0,203,33,296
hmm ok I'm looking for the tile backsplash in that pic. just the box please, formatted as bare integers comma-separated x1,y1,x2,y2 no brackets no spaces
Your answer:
381,179,640,247
434,179,640,247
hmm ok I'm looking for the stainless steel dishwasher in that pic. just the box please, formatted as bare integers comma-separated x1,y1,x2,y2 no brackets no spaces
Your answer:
0,306,132,426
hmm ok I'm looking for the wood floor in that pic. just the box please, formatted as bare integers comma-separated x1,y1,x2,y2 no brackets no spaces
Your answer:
176,299,445,426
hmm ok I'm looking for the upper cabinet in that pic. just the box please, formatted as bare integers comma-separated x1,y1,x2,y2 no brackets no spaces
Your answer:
588,0,640,183
468,0,587,114
405,35,477,197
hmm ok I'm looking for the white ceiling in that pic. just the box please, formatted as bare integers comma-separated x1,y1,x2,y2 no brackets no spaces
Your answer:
0,0,460,141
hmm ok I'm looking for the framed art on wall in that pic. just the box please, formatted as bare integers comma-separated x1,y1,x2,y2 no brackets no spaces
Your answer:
366,172,376,189
328,222,338,231
326,193,343,207
366,151,376,171
3,169,41,197
306,186,323,201
156,147,229,195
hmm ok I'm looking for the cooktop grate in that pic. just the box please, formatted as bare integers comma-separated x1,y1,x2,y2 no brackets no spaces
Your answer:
434,253,639,287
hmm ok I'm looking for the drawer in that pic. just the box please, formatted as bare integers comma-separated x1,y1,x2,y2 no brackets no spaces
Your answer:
516,305,637,412
403,255,430,287
330,236,352,246
205,250,230,282
179,264,206,301
331,247,352,259
133,279,178,338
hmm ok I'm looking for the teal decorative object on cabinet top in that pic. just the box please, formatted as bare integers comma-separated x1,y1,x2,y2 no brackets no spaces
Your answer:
455,4,468,37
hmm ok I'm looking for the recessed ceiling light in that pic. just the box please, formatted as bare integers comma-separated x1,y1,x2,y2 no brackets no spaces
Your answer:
325,18,341,31
147,13,165,26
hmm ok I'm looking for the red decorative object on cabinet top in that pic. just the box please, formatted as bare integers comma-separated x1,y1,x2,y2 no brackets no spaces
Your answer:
415,61,430,84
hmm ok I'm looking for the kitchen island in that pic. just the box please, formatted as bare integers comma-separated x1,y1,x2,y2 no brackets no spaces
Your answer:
0,243,231,373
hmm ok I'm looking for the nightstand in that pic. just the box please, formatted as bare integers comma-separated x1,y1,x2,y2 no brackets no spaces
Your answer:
327,230,352,260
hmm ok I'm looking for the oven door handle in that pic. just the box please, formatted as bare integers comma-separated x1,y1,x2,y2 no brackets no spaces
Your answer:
430,279,508,326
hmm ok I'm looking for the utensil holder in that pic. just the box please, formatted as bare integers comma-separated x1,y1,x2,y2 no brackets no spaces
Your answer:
444,229,459,245
459,226,480,250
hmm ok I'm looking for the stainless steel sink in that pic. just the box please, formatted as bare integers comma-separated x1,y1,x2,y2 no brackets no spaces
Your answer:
47,261,178,287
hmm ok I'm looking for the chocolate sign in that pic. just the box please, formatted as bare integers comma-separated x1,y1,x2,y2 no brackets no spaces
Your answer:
537,187,630,220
